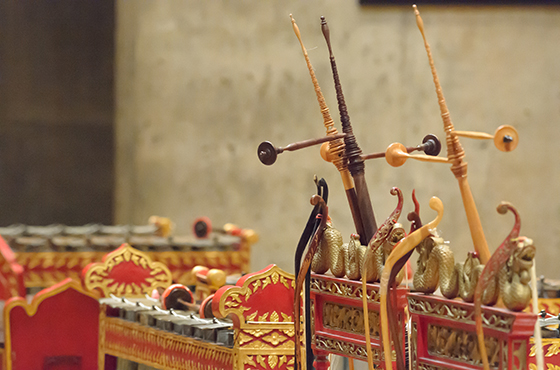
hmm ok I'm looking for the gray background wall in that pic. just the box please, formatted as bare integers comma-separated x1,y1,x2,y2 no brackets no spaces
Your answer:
115,2,560,278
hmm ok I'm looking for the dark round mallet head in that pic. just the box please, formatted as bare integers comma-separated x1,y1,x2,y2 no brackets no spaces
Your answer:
199,294,215,319
193,216,212,239
421,134,441,157
162,284,194,310
257,141,278,165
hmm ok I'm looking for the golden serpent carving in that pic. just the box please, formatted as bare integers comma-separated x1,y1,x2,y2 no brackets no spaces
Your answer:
312,188,406,283
412,234,535,311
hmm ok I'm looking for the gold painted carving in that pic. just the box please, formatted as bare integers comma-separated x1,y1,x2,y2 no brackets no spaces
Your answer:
426,323,500,368
530,339,560,357
314,335,379,362
101,316,233,370
83,244,172,297
310,276,381,303
530,365,560,370
216,265,294,327
408,295,515,332
322,301,380,337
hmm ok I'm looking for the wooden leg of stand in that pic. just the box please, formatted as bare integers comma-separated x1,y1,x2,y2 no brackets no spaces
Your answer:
313,350,330,370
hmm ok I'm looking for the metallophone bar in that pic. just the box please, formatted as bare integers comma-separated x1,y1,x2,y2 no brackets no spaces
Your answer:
97,264,297,370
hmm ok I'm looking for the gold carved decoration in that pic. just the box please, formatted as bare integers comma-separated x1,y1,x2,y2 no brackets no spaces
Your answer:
310,276,381,303
530,339,560,357
511,340,527,370
426,323,500,368
530,365,560,370
408,295,515,332
244,354,294,370
83,244,172,297
100,316,233,370
216,265,294,327
314,335,377,362
322,301,380,337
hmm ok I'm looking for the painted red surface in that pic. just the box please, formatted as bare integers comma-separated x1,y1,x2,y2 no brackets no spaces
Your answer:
6,279,99,370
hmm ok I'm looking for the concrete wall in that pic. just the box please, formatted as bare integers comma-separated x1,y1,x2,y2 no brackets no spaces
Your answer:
115,1,560,278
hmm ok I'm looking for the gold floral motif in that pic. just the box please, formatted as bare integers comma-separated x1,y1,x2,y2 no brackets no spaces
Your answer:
257,355,267,368
270,311,279,323
530,365,560,370
244,355,257,367
262,332,288,346
268,355,279,368
282,328,295,338
271,271,279,285
238,332,254,345
280,276,290,289
262,276,272,290
546,342,560,357
530,339,560,357
246,311,258,322
281,313,291,322
244,329,272,338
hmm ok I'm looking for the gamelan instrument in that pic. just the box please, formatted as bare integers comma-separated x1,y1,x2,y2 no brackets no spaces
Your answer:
0,218,256,289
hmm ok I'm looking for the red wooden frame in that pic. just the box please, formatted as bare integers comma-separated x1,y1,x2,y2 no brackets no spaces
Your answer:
3,278,100,370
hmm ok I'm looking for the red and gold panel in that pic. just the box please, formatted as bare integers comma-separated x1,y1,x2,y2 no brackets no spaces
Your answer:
4,278,100,370
309,273,408,367
15,242,250,288
408,293,537,370
82,243,172,297
213,264,296,370
99,309,234,370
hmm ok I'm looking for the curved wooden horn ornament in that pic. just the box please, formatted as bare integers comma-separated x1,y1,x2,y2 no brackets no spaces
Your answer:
294,194,328,370
290,14,366,244
413,4,494,264
378,196,444,370
474,202,521,370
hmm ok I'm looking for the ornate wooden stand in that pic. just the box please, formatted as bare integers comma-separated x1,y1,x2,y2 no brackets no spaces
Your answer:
309,273,408,368
408,293,537,370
